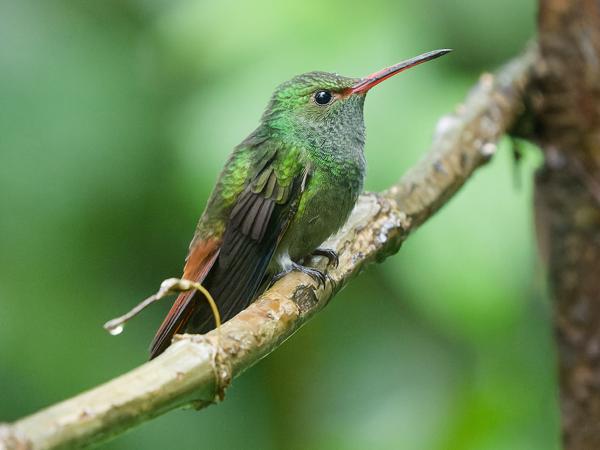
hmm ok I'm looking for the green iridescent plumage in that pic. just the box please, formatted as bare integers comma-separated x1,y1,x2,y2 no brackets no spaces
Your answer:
196,72,365,262
150,49,451,358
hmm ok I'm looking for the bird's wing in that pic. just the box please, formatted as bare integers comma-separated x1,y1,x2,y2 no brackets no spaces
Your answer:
149,143,307,358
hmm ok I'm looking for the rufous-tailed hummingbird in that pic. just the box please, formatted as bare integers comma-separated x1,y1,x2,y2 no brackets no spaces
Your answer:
150,49,451,358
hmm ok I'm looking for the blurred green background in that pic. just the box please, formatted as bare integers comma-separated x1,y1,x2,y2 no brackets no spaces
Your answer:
0,1,560,449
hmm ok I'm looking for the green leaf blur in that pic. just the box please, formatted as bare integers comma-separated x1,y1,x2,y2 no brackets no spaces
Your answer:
0,0,559,449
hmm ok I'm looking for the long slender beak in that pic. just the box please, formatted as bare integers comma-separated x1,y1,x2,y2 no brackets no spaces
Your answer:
349,49,452,95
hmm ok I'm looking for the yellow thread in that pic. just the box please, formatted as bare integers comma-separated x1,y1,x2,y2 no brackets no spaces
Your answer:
191,282,221,329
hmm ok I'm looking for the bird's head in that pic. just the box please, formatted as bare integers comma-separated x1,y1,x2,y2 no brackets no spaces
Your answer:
261,49,451,151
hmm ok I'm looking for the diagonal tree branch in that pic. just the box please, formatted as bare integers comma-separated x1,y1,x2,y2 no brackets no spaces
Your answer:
0,47,537,450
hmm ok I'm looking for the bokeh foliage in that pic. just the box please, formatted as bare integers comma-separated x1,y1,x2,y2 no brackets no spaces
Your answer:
0,1,560,449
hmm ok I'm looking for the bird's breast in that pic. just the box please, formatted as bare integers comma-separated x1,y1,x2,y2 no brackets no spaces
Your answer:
278,156,365,263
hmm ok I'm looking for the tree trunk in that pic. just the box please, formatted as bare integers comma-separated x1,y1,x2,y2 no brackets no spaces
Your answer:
531,1,600,448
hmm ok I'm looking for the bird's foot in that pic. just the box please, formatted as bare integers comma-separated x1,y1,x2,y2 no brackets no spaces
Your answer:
310,248,339,268
272,261,328,288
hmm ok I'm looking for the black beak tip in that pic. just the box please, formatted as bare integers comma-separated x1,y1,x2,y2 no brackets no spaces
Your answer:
436,48,453,57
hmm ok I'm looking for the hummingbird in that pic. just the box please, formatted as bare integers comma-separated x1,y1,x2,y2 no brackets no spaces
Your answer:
150,49,451,358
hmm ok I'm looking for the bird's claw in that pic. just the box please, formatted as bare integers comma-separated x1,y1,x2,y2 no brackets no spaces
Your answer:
272,261,328,288
294,263,327,288
271,270,288,285
310,248,339,268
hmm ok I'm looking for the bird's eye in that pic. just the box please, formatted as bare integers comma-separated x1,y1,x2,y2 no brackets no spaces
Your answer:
313,90,333,105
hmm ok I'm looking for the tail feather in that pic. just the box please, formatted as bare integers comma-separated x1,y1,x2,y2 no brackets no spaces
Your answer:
149,240,220,359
